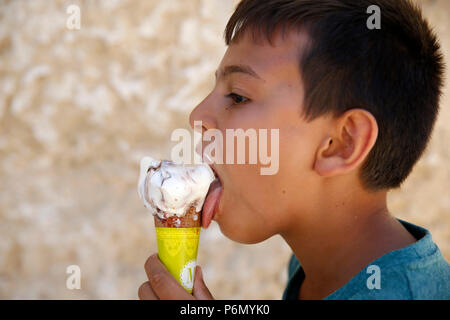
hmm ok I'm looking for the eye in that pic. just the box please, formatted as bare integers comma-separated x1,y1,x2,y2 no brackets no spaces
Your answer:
225,93,250,106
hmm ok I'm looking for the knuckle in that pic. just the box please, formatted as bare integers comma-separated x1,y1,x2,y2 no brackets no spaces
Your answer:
150,272,164,290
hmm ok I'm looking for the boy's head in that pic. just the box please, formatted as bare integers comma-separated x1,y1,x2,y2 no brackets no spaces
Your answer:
189,0,444,243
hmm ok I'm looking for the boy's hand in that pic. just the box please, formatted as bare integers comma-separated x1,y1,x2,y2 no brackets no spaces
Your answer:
138,253,214,300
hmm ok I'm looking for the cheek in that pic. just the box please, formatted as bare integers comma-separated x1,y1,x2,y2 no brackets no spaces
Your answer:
224,164,284,210
215,165,288,243
217,194,280,244
211,100,320,240
222,165,264,209
278,121,318,174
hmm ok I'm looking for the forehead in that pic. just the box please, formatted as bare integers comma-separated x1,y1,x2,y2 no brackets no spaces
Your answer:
219,29,309,83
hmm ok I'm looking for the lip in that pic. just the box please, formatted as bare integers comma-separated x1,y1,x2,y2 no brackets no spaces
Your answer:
209,163,223,189
203,162,224,226
202,152,221,183
209,163,219,180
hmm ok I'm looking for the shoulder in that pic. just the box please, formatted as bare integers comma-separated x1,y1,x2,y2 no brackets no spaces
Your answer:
340,260,450,300
404,248,450,299
398,219,450,299
328,220,450,300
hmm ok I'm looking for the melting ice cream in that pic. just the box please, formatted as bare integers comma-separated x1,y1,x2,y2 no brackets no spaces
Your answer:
138,157,215,220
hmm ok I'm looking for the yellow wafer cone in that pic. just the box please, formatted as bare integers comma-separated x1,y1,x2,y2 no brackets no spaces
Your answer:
154,207,201,293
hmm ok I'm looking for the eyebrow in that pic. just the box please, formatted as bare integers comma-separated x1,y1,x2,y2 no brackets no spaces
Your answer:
215,64,263,81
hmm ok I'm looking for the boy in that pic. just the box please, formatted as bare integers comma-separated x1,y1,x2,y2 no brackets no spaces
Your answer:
138,0,449,300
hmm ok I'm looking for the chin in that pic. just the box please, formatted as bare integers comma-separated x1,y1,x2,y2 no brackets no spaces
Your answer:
216,217,273,244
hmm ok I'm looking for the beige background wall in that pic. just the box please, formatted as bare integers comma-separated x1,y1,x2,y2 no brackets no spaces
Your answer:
0,0,448,299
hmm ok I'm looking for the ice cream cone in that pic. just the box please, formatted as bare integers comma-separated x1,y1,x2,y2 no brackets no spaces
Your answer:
138,156,214,294
154,206,201,293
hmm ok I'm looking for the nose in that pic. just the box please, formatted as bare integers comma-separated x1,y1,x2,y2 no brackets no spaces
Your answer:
189,93,218,159
189,93,216,131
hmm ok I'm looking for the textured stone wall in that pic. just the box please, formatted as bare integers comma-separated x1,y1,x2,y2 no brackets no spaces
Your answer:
0,0,448,299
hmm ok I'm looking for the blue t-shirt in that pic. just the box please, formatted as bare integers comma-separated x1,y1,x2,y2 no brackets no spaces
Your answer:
282,219,450,299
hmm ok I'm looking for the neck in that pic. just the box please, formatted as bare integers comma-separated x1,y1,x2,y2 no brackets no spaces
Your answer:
281,187,416,300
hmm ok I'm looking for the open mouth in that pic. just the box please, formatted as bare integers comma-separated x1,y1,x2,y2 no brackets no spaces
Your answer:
202,165,223,228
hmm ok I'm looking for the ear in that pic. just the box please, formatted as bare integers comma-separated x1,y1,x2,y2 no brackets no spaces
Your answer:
314,109,378,177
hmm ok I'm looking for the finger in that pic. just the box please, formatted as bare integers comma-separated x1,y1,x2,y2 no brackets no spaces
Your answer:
193,266,214,300
144,253,194,300
138,281,159,300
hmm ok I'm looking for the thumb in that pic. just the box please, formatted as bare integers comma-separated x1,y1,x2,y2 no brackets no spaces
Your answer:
193,266,214,300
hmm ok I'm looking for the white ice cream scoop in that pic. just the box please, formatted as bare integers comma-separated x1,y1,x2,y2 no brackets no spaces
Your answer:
138,157,215,220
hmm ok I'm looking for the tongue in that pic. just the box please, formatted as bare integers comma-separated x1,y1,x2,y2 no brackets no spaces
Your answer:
202,179,222,228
